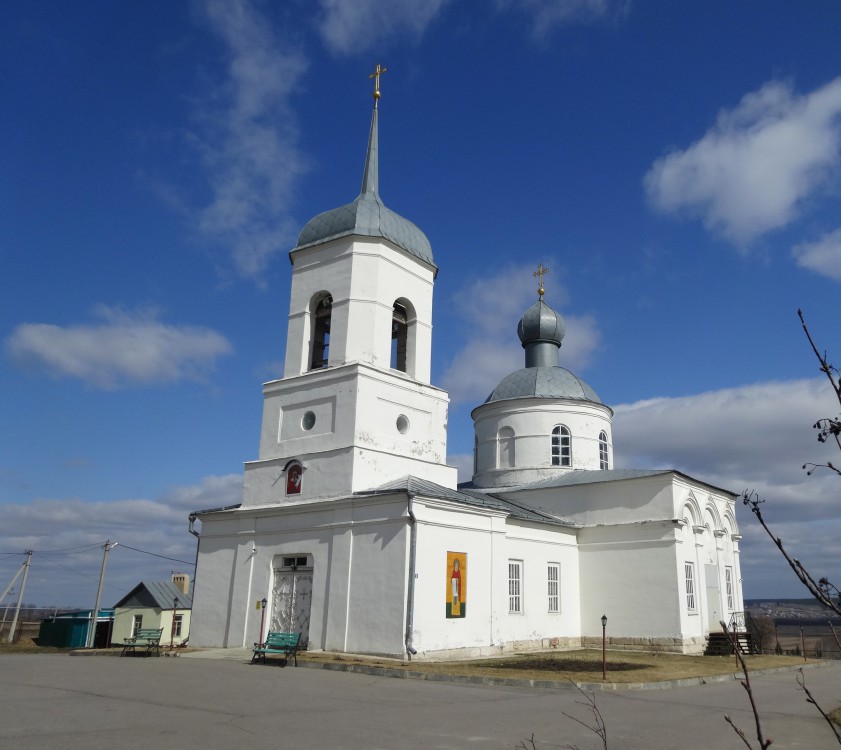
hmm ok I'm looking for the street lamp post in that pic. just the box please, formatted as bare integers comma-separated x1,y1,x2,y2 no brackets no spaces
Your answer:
601,614,608,681
259,598,268,645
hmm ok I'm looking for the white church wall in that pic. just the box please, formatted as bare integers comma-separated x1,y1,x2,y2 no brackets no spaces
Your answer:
284,238,435,381
247,362,456,504
190,517,257,648
408,500,582,659
578,522,691,651
472,399,613,487
409,500,508,658
502,474,677,527
191,497,412,653
502,522,581,650
258,366,359,463
343,518,409,656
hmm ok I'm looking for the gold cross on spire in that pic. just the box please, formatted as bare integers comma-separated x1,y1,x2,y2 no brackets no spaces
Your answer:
533,264,550,300
369,63,388,106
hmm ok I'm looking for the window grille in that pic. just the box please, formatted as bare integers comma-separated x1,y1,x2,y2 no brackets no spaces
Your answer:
551,425,571,466
508,560,522,613
547,563,560,613
685,562,696,611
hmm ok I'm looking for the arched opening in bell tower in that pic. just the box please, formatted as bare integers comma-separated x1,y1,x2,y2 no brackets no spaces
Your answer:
391,297,417,375
309,292,332,370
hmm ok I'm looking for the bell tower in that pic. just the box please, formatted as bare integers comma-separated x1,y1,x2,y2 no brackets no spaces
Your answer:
242,67,457,506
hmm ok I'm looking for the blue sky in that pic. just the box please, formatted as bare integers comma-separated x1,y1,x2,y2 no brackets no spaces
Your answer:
3,0,841,608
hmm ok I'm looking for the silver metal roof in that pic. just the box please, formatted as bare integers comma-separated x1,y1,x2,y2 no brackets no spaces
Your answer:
357,475,575,527
114,580,192,610
462,468,737,498
518,299,565,346
484,365,603,405
292,106,436,269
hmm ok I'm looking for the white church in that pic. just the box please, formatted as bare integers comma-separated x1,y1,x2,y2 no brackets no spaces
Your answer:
189,76,744,658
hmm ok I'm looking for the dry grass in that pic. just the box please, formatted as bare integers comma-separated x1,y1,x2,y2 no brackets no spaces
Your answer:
299,649,819,684
0,640,72,655
0,639,820,685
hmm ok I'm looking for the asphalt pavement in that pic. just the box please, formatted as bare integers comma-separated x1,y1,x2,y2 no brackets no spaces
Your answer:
1,652,838,749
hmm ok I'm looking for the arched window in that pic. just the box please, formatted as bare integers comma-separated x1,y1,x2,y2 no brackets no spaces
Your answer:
286,462,303,495
551,425,571,467
599,431,609,470
309,294,332,370
391,301,408,371
498,426,515,468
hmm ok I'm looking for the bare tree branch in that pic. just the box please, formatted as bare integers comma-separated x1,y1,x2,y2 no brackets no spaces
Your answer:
721,621,773,749
742,491,841,616
797,669,841,745
561,684,608,750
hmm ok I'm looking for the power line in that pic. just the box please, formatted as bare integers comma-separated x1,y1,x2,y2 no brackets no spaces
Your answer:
117,544,195,567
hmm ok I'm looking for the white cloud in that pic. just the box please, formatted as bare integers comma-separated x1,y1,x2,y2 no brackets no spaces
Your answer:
6,305,233,389
645,77,841,244
186,0,309,281
441,263,601,405
317,0,449,56
0,474,241,608
613,378,841,521
613,376,841,596
792,228,841,281
495,0,625,36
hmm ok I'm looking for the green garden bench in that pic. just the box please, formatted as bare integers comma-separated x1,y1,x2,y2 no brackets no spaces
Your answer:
122,628,164,657
251,631,300,666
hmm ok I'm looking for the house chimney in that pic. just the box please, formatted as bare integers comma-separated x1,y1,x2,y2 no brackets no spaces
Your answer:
172,573,190,596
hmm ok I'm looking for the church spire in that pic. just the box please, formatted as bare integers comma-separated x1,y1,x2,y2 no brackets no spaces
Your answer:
360,104,379,195
361,64,387,196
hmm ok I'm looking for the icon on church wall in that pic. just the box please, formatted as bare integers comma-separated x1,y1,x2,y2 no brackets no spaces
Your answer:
286,464,303,495
446,551,467,618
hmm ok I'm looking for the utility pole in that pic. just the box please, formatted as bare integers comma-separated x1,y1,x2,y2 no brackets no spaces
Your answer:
6,551,32,644
87,541,117,648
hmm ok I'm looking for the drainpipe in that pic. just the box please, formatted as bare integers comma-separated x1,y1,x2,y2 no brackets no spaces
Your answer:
187,513,200,646
405,493,418,660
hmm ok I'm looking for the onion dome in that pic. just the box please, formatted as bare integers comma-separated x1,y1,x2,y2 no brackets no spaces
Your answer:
518,300,565,349
292,105,436,270
484,293,604,406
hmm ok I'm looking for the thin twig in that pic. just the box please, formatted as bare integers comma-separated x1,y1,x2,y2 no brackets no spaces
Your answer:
742,492,841,617
560,682,608,750
721,621,773,749
797,669,841,745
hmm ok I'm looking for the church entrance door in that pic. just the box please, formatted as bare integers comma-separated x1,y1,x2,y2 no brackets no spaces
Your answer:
705,564,721,632
271,560,312,648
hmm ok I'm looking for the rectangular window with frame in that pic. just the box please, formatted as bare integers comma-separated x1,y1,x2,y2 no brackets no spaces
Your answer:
685,562,696,612
132,614,143,636
725,566,734,611
508,560,522,613
547,563,560,613
173,614,183,637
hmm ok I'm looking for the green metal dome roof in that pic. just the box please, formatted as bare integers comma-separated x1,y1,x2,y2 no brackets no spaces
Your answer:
292,106,436,270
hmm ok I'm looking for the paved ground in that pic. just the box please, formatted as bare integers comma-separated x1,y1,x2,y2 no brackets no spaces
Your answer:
1,652,839,749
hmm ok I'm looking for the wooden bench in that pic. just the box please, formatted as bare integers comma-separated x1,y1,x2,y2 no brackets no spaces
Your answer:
122,628,164,657
251,631,300,666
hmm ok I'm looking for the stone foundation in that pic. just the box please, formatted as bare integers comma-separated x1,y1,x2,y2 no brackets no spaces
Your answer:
580,634,707,655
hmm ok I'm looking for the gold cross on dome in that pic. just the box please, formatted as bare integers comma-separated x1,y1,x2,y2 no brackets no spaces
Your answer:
369,63,388,104
533,264,550,300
